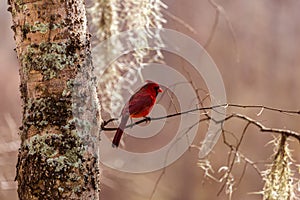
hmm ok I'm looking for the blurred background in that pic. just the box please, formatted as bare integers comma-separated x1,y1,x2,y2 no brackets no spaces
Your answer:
1,0,300,199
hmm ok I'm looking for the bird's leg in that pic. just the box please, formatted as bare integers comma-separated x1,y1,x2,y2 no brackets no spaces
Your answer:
144,116,151,124
129,117,134,128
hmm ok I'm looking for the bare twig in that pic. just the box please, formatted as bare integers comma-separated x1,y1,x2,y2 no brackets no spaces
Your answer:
101,103,300,199
101,104,300,141
149,117,207,200
226,113,300,141
226,103,300,115
217,122,250,196
204,3,220,48
149,168,166,200
162,10,197,34
206,0,240,62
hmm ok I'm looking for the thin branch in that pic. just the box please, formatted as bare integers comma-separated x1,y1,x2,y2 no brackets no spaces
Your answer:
149,168,166,200
162,10,197,34
207,0,240,62
228,113,300,141
217,122,250,196
101,103,300,198
149,117,206,200
101,104,300,141
236,161,248,188
204,3,220,48
227,103,300,115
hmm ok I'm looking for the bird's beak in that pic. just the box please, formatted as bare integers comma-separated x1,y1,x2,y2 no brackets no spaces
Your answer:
158,88,163,93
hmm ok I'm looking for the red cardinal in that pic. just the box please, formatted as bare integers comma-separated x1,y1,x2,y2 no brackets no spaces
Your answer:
112,81,163,147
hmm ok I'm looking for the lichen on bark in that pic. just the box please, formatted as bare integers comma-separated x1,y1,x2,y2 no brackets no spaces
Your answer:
8,0,100,199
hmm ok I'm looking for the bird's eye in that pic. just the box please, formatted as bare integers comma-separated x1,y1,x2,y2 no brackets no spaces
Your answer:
154,86,159,91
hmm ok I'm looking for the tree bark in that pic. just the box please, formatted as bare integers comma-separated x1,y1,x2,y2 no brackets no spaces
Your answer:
8,0,100,199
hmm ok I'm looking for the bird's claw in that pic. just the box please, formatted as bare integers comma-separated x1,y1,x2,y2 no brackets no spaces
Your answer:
144,116,151,124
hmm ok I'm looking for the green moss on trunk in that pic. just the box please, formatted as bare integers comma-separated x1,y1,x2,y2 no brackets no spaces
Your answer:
8,0,100,199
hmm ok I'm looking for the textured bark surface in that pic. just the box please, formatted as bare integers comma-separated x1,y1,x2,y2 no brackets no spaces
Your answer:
8,0,100,199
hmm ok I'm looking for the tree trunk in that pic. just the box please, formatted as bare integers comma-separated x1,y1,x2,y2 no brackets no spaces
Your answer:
8,0,100,199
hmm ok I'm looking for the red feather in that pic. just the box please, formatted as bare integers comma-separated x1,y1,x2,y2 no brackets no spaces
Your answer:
112,81,163,147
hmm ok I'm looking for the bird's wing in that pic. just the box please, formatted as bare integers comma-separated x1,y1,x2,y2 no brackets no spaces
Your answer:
127,92,155,117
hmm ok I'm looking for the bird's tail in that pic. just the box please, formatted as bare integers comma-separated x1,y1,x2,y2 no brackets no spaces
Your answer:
112,114,129,147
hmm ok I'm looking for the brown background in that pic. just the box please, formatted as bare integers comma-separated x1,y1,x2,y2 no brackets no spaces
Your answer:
1,1,300,200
